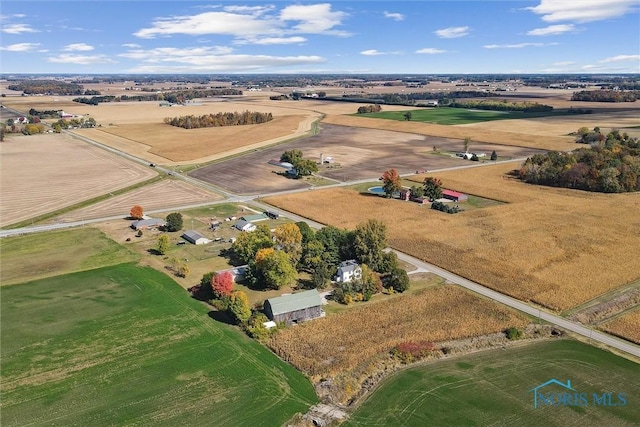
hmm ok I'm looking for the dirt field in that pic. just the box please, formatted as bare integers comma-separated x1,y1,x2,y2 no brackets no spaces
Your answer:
0,133,156,227
189,124,547,194
263,161,640,311
48,179,222,223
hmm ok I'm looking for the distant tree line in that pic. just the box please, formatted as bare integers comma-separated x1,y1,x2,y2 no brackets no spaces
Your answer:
28,108,60,119
518,129,640,193
448,100,553,112
7,80,84,95
72,95,116,105
164,111,273,129
571,90,640,102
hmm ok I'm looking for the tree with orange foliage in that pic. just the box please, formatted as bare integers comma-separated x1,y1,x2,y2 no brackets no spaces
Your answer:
211,270,234,298
381,168,402,198
130,205,144,219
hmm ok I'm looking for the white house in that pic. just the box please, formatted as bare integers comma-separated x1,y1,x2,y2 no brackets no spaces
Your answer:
334,260,362,283
234,219,257,232
182,230,210,245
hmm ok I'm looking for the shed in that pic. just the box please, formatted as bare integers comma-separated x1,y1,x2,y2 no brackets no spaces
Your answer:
263,289,324,325
234,219,257,232
334,260,362,283
240,213,268,222
182,230,210,245
442,190,468,202
130,218,166,230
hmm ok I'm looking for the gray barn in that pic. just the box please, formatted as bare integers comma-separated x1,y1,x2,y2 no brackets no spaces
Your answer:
263,289,324,325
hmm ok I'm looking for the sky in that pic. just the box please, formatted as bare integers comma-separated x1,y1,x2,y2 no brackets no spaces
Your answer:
1,0,639,74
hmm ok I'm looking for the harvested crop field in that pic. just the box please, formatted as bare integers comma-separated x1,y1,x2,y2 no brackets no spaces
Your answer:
263,162,640,311
0,133,156,227
49,179,222,223
601,310,640,345
190,124,546,194
267,285,528,379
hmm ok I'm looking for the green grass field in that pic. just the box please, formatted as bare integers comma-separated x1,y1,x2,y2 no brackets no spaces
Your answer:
357,107,567,125
0,228,139,286
345,340,640,427
0,263,317,426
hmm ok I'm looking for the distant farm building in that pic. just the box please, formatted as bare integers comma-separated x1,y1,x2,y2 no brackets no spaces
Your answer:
182,230,210,245
442,190,468,202
263,289,324,325
335,260,362,283
234,219,257,232
240,213,268,222
130,218,166,230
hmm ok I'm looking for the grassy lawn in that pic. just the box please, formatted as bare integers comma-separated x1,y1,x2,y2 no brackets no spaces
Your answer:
0,228,139,286
356,107,566,125
345,340,640,427
0,263,317,426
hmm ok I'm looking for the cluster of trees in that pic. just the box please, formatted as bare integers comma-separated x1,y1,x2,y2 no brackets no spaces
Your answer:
571,90,640,102
28,108,60,119
195,270,253,326
280,149,318,176
164,111,273,129
72,95,116,105
229,219,409,298
431,201,460,214
7,80,85,95
356,104,382,114
448,100,553,113
519,129,640,192
379,169,446,202
52,117,97,131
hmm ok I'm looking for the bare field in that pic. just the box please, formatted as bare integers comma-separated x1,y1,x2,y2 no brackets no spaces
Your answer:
49,179,222,223
601,310,640,344
263,162,640,311
190,124,546,194
0,133,156,227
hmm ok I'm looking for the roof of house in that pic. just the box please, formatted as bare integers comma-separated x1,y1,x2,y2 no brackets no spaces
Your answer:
234,219,256,230
443,189,465,198
266,289,323,316
182,230,206,241
131,218,166,227
240,214,268,222
337,260,360,273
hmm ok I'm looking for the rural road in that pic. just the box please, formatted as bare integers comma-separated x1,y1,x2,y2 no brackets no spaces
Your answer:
2,117,639,360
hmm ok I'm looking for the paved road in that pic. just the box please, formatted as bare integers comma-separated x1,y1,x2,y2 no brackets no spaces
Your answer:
3,116,639,360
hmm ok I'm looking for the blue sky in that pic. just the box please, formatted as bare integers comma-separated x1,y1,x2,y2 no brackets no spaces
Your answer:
1,1,638,74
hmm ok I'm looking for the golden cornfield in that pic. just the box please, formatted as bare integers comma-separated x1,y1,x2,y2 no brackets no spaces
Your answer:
601,310,640,344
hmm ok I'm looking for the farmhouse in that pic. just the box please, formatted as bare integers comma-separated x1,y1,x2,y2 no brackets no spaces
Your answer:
335,260,362,283
263,289,324,325
442,190,468,202
234,219,257,232
130,218,166,230
182,230,210,245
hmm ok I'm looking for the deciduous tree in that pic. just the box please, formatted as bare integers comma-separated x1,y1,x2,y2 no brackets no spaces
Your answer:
212,270,234,298
165,212,183,232
231,224,273,264
353,219,387,272
249,248,297,290
274,223,303,265
130,205,144,219
381,168,402,198
423,177,443,201
228,291,251,324
156,235,170,255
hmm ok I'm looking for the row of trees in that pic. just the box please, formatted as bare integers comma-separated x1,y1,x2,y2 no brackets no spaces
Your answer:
164,111,273,129
448,100,553,113
356,104,382,114
280,149,318,176
7,80,85,95
571,90,640,103
519,129,640,192
380,169,444,201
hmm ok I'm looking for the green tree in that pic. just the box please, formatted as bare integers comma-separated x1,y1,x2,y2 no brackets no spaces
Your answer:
358,264,382,300
295,221,315,244
403,111,412,121
302,239,325,271
410,185,424,198
228,290,251,324
249,248,297,290
353,219,387,272
423,177,443,201
281,149,303,164
311,262,332,289
231,223,273,264
386,267,410,293
165,212,183,232
156,235,170,255
381,168,402,198
490,150,498,161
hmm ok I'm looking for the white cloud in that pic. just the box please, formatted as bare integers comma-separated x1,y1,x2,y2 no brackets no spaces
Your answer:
527,0,638,23
120,46,234,61
2,23,39,34
63,43,94,51
236,36,307,45
415,48,446,54
0,42,41,52
484,42,556,49
384,11,404,21
600,54,640,62
361,50,384,56
553,61,575,66
527,24,575,36
134,3,349,41
47,54,116,65
434,26,469,38
122,43,141,48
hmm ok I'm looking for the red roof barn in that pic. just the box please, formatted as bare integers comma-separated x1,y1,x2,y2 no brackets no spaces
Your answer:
442,190,468,202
